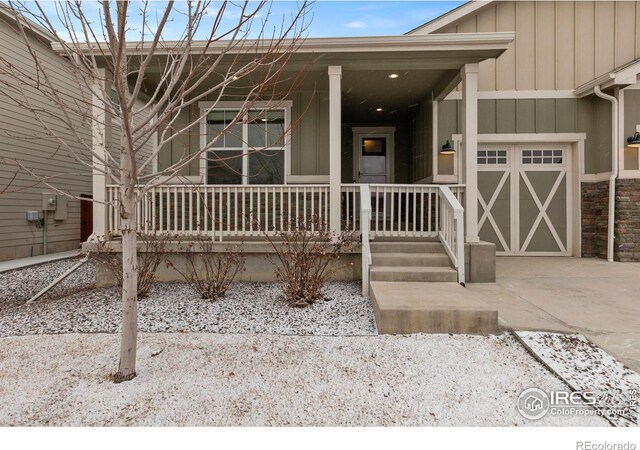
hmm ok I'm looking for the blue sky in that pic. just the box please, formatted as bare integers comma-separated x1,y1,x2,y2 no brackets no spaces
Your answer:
294,1,465,37
31,1,465,41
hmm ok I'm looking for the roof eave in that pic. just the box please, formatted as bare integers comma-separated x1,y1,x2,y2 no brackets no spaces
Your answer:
52,32,515,57
574,59,640,97
405,0,494,35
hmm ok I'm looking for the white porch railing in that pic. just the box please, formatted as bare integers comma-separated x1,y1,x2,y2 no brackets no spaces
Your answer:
106,184,330,240
438,186,466,285
342,184,465,239
105,182,466,285
359,185,372,298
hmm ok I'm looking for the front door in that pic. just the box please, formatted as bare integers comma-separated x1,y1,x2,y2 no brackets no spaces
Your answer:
359,136,387,183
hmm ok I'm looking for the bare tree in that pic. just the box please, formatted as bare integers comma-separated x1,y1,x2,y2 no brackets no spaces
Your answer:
0,0,309,380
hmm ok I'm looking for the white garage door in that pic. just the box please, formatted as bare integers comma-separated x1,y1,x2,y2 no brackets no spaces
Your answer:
477,144,572,256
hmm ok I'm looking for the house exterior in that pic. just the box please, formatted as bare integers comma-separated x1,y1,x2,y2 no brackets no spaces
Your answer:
1,0,639,274
0,7,92,261
408,0,640,262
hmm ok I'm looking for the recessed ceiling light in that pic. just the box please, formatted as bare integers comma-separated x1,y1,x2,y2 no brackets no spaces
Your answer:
388,73,399,79
232,76,239,81
375,107,383,112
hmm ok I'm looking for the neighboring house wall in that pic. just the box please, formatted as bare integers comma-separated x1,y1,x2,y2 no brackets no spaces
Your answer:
0,19,92,261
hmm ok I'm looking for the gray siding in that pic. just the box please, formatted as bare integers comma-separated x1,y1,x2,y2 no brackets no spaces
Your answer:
624,90,640,170
410,98,433,182
412,1,640,91
159,91,332,178
290,91,330,177
437,98,612,174
0,21,92,261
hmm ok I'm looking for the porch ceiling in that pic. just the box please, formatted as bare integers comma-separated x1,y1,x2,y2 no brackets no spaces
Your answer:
59,32,513,123
342,69,452,122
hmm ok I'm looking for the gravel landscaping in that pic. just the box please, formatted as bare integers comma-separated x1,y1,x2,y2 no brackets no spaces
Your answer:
0,258,96,308
0,261,376,337
0,332,610,426
517,332,640,427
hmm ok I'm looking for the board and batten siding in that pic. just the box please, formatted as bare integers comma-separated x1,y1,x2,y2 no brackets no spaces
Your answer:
0,21,92,261
159,91,332,179
437,97,613,174
412,0,640,91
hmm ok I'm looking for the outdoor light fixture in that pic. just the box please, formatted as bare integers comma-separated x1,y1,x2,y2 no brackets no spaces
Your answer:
388,73,399,79
440,140,455,155
627,131,640,147
376,107,383,112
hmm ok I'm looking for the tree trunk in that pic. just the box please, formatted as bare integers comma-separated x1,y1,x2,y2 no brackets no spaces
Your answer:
116,187,138,380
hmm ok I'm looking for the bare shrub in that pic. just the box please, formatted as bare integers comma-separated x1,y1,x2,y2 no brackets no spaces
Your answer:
168,236,246,301
262,215,359,307
86,231,172,298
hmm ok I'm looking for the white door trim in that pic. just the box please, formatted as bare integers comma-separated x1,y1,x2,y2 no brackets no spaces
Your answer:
352,126,395,183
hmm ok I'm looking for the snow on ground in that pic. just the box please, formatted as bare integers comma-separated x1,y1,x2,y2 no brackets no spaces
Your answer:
0,262,375,336
517,332,640,427
0,332,610,426
0,258,96,307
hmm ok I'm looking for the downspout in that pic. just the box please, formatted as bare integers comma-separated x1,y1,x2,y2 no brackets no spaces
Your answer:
593,85,618,262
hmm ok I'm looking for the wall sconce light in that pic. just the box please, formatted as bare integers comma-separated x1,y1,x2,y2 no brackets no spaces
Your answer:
627,132,640,147
440,140,455,155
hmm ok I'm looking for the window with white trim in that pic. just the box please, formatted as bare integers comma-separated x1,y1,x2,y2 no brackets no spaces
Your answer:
478,149,508,165
522,149,563,165
206,108,287,184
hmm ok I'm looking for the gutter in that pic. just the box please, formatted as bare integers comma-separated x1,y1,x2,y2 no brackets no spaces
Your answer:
593,85,618,263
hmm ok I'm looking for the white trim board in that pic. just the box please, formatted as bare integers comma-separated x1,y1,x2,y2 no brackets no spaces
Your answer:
406,1,494,35
444,90,577,101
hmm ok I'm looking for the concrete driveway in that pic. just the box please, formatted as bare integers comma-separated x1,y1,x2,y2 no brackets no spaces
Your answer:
467,257,640,372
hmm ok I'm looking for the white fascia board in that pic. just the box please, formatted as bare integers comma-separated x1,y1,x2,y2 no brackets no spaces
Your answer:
56,32,515,56
406,1,494,35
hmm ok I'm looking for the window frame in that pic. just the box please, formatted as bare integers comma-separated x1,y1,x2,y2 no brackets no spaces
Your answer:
477,148,510,168
199,101,292,185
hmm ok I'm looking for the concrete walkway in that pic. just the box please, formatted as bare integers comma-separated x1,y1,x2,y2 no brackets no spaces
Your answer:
467,257,640,372
0,250,80,274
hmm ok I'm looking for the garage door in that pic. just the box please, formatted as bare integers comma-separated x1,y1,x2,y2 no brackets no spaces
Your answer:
477,144,572,256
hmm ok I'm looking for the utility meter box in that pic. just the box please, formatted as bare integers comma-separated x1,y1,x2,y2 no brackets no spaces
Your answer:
42,192,57,211
54,195,68,221
26,210,40,222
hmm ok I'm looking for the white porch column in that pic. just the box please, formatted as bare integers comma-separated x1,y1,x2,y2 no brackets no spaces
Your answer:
90,70,111,240
328,65,342,235
461,63,479,243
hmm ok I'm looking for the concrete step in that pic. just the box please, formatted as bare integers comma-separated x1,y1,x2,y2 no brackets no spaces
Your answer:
371,252,452,268
369,241,445,254
370,266,457,282
369,281,498,335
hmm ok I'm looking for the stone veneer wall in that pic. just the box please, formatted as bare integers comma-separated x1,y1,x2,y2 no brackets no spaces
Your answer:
615,179,640,262
581,181,609,259
581,179,640,262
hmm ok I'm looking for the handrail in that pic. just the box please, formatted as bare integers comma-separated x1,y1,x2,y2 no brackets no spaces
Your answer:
438,185,466,286
359,184,372,298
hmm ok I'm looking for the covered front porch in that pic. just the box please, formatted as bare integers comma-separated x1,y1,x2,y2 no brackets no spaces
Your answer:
91,33,515,288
